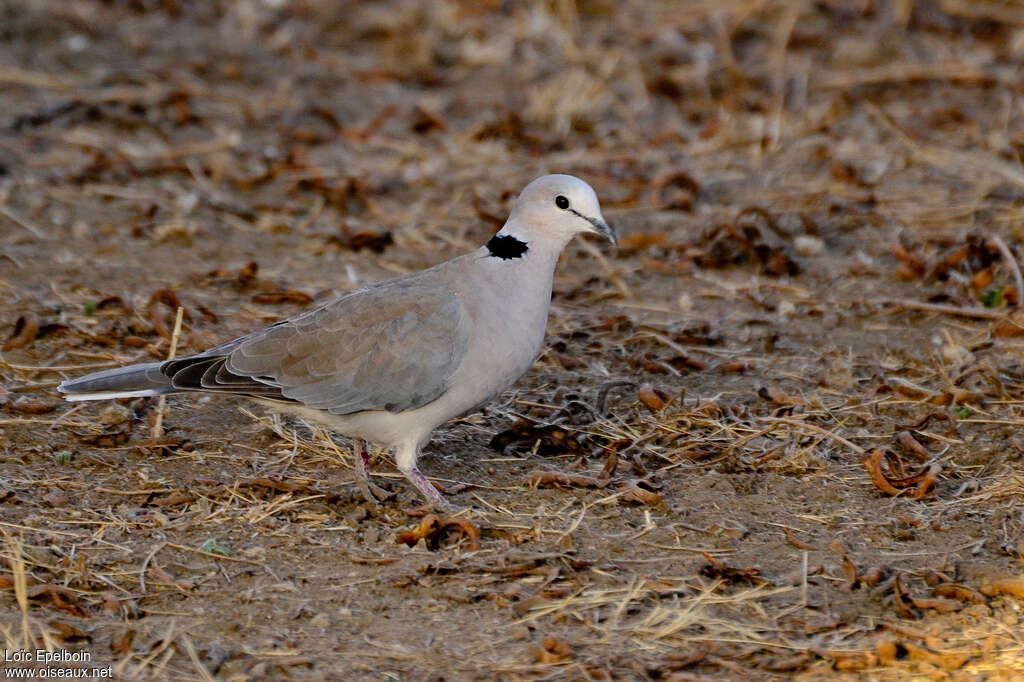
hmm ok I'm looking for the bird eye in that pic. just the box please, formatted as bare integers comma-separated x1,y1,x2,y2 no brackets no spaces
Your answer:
555,195,570,209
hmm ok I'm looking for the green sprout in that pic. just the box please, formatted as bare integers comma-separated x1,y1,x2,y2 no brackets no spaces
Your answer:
980,287,1004,308
199,538,231,556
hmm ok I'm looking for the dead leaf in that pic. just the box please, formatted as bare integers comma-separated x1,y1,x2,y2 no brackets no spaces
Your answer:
489,421,586,457
892,243,927,277
525,470,607,489
895,431,929,460
783,526,817,551
146,564,194,592
826,649,879,671
534,635,573,663
907,594,962,613
862,448,940,499
649,170,700,211
932,583,986,604
22,584,88,617
72,423,132,447
980,577,1024,598
251,290,313,305
700,553,769,586
758,386,808,407
396,514,481,551
993,313,1024,337
637,385,668,412
893,572,919,619
111,629,135,655
901,641,969,670
3,313,40,351
613,480,663,505
49,619,91,643
146,288,189,339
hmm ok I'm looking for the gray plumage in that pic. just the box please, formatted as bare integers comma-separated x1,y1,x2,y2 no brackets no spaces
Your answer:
59,174,616,509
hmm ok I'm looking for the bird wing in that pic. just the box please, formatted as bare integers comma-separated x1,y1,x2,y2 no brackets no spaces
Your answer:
163,278,471,415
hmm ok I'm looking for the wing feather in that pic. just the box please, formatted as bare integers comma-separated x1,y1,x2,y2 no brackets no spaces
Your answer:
220,279,470,414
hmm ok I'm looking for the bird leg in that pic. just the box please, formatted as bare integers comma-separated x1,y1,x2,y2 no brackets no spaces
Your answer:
353,439,390,504
395,441,452,511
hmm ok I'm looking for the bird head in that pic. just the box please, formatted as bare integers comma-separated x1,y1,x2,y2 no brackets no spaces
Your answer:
504,174,617,249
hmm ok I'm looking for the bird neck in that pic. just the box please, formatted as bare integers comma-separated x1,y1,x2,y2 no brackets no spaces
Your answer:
487,216,574,264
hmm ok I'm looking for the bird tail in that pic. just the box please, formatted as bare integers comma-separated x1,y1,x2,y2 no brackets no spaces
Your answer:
58,362,173,402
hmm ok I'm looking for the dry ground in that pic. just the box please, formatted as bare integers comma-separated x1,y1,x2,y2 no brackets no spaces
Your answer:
3,0,1024,679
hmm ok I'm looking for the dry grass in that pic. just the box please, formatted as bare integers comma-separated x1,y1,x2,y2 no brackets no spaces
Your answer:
4,0,1024,678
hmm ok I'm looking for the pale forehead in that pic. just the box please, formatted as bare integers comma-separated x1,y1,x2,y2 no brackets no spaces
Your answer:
518,174,597,204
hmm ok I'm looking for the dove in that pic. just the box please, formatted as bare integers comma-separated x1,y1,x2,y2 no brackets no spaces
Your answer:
58,174,617,509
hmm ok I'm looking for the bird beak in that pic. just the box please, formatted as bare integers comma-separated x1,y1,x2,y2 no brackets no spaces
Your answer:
592,217,617,247
570,207,618,247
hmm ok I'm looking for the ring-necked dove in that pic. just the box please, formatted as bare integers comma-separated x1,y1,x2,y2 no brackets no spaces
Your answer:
58,174,617,509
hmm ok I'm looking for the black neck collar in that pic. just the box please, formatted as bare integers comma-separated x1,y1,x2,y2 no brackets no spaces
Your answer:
486,234,529,260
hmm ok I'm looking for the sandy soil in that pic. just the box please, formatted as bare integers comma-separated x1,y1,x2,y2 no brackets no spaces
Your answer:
3,1,1024,679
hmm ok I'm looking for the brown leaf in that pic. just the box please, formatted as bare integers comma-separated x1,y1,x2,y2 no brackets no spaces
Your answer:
49,619,91,643
758,386,807,407
716,361,748,373
251,290,313,305
396,514,481,551
151,491,197,506
902,641,970,670
970,265,994,292
700,553,769,586
534,635,573,663
618,232,669,255
3,313,40,351
862,448,940,498
111,629,135,655
524,470,607,489
146,289,189,339
896,410,957,435
930,243,969,277
906,595,962,613
993,313,1024,337
649,170,700,211
893,572,919,619
238,477,344,504
637,385,668,412
895,431,929,460
827,649,879,671
891,243,927,276
932,583,986,604
783,526,817,551
613,480,663,505
980,577,1024,598
72,423,132,447
350,231,396,253
24,584,88,617
409,102,447,134
146,564,194,592
489,421,586,457
841,555,859,588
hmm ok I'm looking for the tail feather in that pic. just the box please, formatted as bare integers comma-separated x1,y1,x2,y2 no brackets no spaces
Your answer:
58,362,173,401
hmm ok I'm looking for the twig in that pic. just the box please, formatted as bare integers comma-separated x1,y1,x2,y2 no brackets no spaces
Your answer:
181,635,216,682
164,542,264,565
876,299,1006,320
151,306,184,440
0,206,48,239
990,236,1023,307
800,550,808,608
759,416,866,456
139,542,166,593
